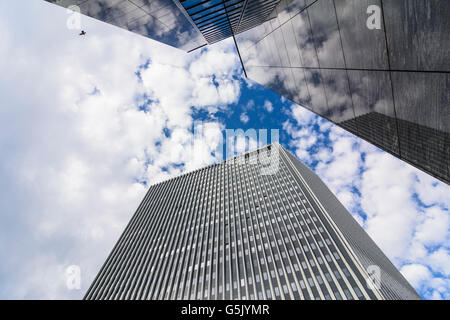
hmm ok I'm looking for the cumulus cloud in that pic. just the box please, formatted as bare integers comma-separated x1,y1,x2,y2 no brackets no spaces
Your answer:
290,104,316,126
401,264,432,288
414,207,449,247
0,1,448,302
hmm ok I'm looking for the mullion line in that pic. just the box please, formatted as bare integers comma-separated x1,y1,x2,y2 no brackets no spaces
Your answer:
332,0,360,137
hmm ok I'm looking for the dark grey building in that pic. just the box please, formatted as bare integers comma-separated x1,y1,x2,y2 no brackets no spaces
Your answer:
45,0,208,51
234,0,450,184
44,0,449,184
84,143,420,300
340,112,450,182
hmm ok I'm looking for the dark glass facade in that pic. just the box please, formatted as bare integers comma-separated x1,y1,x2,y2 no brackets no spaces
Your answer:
341,112,450,182
45,0,449,184
84,144,419,300
179,0,281,44
45,0,207,51
234,0,450,184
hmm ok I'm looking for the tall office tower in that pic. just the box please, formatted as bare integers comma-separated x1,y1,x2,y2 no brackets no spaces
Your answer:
44,0,449,184
84,143,419,300
44,0,208,51
233,0,450,184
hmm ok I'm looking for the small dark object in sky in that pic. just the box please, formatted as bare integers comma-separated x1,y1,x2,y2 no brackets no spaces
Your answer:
79,30,86,36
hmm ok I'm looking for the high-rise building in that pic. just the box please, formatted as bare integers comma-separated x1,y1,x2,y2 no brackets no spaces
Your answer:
233,0,450,184
340,112,450,181
84,143,420,300
45,0,208,52
44,0,449,184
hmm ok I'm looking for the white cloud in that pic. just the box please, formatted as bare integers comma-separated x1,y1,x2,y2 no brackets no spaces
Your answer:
414,172,450,208
263,100,273,113
284,103,450,299
315,148,332,163
401,264,432,288
360,151,419,261
400,263,450,300
426,248,450,276
0,0,448,302
414,207,449,247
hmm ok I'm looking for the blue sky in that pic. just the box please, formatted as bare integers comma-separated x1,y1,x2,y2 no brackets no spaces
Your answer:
0,1,448,300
